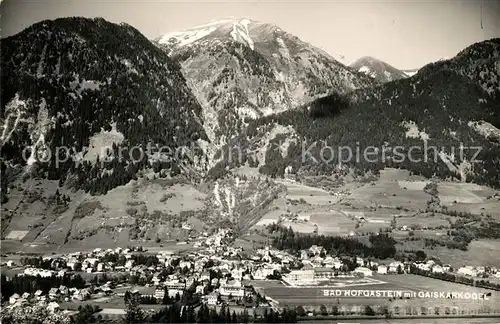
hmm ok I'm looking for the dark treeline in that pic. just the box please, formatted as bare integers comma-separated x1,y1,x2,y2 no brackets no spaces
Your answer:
268,224,397,259
308,92,351,118
149,303,297,323
0,274,86,299
118,291,297,324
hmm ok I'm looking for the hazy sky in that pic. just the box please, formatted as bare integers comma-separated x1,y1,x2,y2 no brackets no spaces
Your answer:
1,0,499,69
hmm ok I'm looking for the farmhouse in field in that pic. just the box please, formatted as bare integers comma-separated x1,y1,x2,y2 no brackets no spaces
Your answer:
353,267,373,277
377,264,388,274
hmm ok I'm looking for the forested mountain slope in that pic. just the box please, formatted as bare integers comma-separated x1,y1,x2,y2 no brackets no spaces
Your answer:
1,17,208,200
210,39,500,188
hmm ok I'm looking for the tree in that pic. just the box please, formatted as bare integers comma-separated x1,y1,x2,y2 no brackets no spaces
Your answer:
296,305,306,317
415,250,427,261
364,305,375,316
390,216,397,229
124,293,144,323
162,288,170,305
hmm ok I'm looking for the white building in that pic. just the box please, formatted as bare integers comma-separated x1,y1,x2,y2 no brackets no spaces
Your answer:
377,265,388,275
154,289,165,300
9,293,20,305
458,266,478,277
207,292,219,305
24,268,54,278
432,265,444,273
253,267,274,280
196,284,207,295
125,260,135,269
179,261,192,270
353,267,373,277
388,262,403,274
309,245,325,256
47,302,60,313
220,280,245,298
284,269,315,284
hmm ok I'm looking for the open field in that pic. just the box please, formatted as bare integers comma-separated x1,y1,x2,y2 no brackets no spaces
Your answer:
250,169,500,267
421,239,500,269
254,275,499,309
0,177,210,255
435,182,500,219
347,181,431,211
278,179,340,206
4,230,29,240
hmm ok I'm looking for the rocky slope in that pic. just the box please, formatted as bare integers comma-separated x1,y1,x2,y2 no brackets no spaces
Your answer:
156,18,375,163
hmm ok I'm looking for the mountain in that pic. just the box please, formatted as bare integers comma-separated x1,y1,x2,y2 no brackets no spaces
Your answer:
209,38,500,188
155,18,375,162
0,17,208,199
349,56,409,83
418,39,500,99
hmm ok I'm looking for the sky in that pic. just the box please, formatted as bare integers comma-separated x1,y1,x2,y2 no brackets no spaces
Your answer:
1,0,499,69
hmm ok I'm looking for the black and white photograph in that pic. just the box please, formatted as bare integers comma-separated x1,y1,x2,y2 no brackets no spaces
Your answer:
1,0,500,323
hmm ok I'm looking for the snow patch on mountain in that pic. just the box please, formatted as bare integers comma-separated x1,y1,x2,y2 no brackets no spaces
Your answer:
358,66,376,78
158,26,218,48
230,19,254,50
404,70,419,77
350,56,408,83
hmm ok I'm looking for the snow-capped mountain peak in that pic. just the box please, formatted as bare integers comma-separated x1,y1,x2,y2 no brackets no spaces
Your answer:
349,56,409,83
155,18,376,165
158,18,257,51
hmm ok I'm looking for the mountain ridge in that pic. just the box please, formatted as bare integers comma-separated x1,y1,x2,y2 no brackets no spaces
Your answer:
209,37,500,188
155,18,376,164
349,55,409,83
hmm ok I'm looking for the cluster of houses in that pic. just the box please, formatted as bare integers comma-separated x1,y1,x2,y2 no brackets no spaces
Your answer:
3,229,500,316
7,283,99,306
457,265,500,278
2,231,283,310
282,244,500,286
